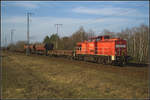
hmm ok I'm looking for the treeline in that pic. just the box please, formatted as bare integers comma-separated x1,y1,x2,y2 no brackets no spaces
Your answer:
117,24,149,63
43,27,95,50
43,24,149,63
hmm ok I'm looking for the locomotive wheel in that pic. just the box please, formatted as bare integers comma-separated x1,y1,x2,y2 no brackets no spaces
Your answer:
97,58,100,63
77,55,80,60
102,57,109,65
111,61,115,66
120,60,126,67
83,56,87,62
98,58,103,64
119,62,124,67
105,57,110,65
74,56,77,60
101,58,106,64
95,57,98,63
77,55,84,61
119,56,126,67
93,57,98,63
71,56,75,60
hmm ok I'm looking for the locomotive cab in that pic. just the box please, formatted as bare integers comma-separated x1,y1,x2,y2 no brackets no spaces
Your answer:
113,39,128,66
88,35,110,41
101,35,110,40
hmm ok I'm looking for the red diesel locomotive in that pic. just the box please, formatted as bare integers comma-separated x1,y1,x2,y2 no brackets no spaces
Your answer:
74,35,128,65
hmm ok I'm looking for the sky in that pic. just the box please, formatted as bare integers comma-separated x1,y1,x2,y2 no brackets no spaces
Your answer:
1,1,149,46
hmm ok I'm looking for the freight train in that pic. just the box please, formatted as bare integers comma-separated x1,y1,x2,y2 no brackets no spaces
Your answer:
23,35,130,66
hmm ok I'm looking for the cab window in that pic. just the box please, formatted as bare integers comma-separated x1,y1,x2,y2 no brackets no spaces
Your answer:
77,45,81,50
104,36,110,39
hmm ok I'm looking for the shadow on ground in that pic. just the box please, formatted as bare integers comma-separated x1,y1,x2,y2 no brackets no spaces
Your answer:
127,63,149,67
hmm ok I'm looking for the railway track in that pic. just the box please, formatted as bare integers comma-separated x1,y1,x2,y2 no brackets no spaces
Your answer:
7,50,149,67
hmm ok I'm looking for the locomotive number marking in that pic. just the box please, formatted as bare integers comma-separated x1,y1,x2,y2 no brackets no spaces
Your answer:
116,45,126,48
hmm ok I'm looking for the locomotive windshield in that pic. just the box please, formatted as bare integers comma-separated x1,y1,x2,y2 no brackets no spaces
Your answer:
96,38,101,41
77,45,81,50
104,36,110,39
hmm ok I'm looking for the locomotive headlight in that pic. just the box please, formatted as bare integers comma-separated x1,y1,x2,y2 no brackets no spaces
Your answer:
112,56,115,60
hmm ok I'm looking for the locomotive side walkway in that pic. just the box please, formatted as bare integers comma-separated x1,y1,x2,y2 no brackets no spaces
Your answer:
1,51,149,99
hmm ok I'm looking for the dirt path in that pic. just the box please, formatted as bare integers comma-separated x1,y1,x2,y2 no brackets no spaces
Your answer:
1,52,149,99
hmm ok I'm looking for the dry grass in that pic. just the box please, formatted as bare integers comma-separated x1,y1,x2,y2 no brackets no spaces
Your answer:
1,51,149,99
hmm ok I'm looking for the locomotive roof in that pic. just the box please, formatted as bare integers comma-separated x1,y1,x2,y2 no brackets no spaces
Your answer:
88,35,110,39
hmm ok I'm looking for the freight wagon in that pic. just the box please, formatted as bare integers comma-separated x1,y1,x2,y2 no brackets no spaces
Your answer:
24,43,54,55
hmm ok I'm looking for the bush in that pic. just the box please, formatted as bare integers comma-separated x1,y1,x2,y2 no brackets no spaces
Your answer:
7,41,26,51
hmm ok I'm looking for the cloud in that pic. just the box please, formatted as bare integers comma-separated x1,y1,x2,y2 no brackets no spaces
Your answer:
72,6,142,17
14,2,38,9
2,1,39,9
2,16,26,24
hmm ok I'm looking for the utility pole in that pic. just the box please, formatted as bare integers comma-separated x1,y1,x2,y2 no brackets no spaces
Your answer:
10,29,15,44
54,24,63,49
26,12,33,56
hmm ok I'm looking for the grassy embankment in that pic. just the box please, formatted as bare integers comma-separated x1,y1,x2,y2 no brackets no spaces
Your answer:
1,51,149,99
